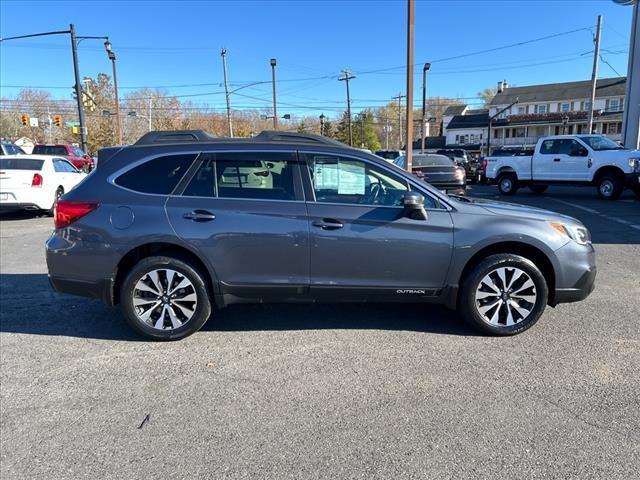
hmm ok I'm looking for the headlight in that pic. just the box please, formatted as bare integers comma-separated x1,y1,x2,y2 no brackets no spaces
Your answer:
549,222,591,245
629,158,640,172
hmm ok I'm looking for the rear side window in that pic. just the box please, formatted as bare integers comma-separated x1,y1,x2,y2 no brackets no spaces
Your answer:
539,140,557,154
0,158,44,170
182,152,297,201
115,154,197,194
53,159,77,172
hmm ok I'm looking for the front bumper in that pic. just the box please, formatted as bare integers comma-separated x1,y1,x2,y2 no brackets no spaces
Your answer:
624,172,640,188
550,241,597,306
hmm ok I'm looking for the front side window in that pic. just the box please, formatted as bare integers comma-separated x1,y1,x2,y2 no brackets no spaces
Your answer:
305,154,410,207
115,154,197,194
182,152,297,201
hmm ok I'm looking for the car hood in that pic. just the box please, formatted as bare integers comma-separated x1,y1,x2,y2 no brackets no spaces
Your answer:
451,196,580,224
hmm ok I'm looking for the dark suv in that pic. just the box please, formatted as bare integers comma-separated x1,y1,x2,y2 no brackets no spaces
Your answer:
46,130,596,340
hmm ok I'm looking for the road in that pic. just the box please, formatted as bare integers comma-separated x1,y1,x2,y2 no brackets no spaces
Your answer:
1,185,639,479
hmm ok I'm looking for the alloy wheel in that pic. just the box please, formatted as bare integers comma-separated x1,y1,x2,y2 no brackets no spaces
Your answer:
599,180,613,197
132,269,198,330
500,178,513,192
474,267,536,327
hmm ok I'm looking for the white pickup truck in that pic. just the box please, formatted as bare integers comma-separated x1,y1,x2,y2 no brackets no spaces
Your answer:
485,135,640,200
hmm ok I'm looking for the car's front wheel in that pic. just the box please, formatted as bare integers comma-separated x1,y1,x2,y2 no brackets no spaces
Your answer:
120,256,212,340
596,174,623,200
458,254,548,335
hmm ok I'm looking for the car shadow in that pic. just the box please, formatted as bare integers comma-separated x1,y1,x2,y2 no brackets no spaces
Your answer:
0,274,477,341
0,210,48,221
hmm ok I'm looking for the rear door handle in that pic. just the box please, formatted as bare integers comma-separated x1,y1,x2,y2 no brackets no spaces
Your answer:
553,158,561,162
183,210,216,222
312,218,344,230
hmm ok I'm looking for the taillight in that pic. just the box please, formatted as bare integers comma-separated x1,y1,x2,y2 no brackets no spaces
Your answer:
455,169,466,180
54,200,99,229
482,159,488,171
31,173,43,187
253,170,270,177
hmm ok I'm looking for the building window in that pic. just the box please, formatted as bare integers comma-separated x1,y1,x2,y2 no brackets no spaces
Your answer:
580,101,591,111
455,135,459,144
493,129,499,139
609,98,620,112
561,103,570,112
535,104,547,114
517,106,525,115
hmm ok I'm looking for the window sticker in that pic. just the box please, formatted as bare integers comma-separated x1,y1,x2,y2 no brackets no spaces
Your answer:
337,161,365,195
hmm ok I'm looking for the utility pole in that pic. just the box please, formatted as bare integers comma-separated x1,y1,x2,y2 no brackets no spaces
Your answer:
270,58,278,130
618,0,639,149
319,113,325,135
221,48,233,137
421,63,431,154
359,113,365,147
385,119,390,149
104,40,121,144
148,97,152,132
338,69,356,146
405,0,415,171
587,15,602,134
70,24,87,152
392,93,406,149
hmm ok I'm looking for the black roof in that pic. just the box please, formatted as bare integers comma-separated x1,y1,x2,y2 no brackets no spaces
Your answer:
489,77,626,106
408,136,446,150
134,130,348,148
443,105,467,116
446,112,489,130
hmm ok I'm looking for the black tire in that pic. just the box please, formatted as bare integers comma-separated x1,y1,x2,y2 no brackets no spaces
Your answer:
458,254,548,336
120,256,212,341
47,187,64,216
529,185,548,194
497,172,518,195
596,174,623,200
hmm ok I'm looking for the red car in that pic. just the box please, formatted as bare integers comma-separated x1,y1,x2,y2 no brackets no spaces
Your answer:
32,144,94,172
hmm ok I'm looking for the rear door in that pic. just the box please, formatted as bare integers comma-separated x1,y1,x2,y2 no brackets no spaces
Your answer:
165,150,310,298
532,139,560,180
301,152,453,298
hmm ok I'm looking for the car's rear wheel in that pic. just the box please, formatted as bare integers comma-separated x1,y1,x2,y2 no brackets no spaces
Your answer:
47,187,64,216
459,254,548,335
529,185,548,194
596,174,623,200
120,256,212,340
497,173,518,195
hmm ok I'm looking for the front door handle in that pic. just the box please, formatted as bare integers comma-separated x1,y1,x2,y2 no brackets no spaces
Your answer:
312,218,344,230
553,158,561,162
183,210,216,222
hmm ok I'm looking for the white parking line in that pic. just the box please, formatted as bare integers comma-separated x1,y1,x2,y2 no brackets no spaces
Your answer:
545,197,640,233
544,198,600,214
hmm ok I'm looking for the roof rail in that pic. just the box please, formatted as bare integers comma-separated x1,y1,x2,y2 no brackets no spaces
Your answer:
253,130,347,147
134,130,216,145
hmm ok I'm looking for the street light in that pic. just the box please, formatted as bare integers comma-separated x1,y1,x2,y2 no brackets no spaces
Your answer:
270,58,278,130
421,62,431,153
103,39,122,145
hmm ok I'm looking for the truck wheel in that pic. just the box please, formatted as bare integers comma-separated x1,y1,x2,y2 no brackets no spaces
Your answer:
120,256,212,341
597,174,623,200
497,173,518,195
458,254,548,336
529,185,548,194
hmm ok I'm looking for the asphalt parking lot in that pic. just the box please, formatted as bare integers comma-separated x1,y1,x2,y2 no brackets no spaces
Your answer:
1,185,639,479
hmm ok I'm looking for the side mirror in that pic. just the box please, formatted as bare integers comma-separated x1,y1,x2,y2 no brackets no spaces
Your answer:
403,191,428,221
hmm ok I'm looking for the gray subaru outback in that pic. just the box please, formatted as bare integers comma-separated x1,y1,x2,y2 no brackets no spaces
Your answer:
46,130,596,340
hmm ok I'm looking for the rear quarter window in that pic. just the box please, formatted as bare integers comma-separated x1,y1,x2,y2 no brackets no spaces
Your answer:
114,154,197,194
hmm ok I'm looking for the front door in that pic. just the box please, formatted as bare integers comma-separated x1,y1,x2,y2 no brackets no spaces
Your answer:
165,151,309,298
301,152,454,298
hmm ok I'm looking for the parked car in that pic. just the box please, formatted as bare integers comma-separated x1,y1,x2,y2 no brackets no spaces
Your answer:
32,144,94,172
46,129,596,340
0,155,86,213
0,141,26,156
375,150,404,162
485,135,640,199
436,149,482,183
394,153,466,194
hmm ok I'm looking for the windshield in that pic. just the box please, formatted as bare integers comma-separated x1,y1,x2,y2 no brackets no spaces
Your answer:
578,136,623,151
413,155,454,167
71,145,86,157
0,158,44,170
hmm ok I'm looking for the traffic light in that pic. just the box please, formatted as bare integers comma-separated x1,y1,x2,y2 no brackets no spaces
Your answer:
53,115,62,127
21,114,30,126
82,91,96,112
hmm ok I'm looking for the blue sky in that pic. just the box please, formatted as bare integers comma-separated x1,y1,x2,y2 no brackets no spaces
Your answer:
0,0,634,119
